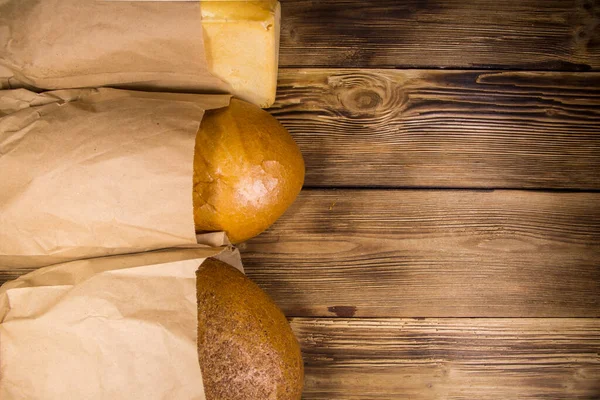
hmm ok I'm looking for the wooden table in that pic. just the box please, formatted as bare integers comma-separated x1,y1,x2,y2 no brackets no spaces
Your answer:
241,1,600,398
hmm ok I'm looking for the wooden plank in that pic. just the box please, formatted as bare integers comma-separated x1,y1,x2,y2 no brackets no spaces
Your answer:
272,69,600,189
279,0,600,70
240,190,600,318
292,318,600,399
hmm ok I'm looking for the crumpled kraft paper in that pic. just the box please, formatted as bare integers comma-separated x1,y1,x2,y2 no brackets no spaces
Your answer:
0,88,231,269
0,65,21,90
0,244,243,400
0,0,230,93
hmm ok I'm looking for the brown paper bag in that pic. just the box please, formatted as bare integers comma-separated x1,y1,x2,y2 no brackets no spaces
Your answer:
0,0,281,107
0,0,229,93
0,88,231,269
0,65,22,90
0,244,242,400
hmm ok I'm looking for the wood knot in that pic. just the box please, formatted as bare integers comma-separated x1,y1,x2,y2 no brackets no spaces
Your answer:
338,87,386,117
288,27,298,41
328,72,406,120
582,1,593,11
283,24,299,42
351,89,382,111
574,0,599,47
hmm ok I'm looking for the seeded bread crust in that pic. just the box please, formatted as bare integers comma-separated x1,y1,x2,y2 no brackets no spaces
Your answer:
196,258,304,399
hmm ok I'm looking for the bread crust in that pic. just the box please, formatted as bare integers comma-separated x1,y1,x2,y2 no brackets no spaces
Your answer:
193,99,305,243
197,258,304,399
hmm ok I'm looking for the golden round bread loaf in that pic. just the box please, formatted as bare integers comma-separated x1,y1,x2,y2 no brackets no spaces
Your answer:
193,99,305,243
196,258,304,400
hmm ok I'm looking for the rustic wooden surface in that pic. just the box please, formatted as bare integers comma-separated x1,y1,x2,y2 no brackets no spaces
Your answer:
278,0,600,70
241,190,600,318
291,318,600,399
254,1,600,397
273,69,600,189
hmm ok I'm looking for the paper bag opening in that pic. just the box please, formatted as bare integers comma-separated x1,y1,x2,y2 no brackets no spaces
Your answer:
0,88,231,269
0,246,243,400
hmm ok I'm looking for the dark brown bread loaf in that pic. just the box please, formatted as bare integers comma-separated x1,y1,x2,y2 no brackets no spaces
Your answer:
196,258,304,399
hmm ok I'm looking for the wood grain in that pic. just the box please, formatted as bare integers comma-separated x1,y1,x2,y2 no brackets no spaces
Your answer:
279,0,600,70
239,190,600,318
292,318,600,399
272,69,600,189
